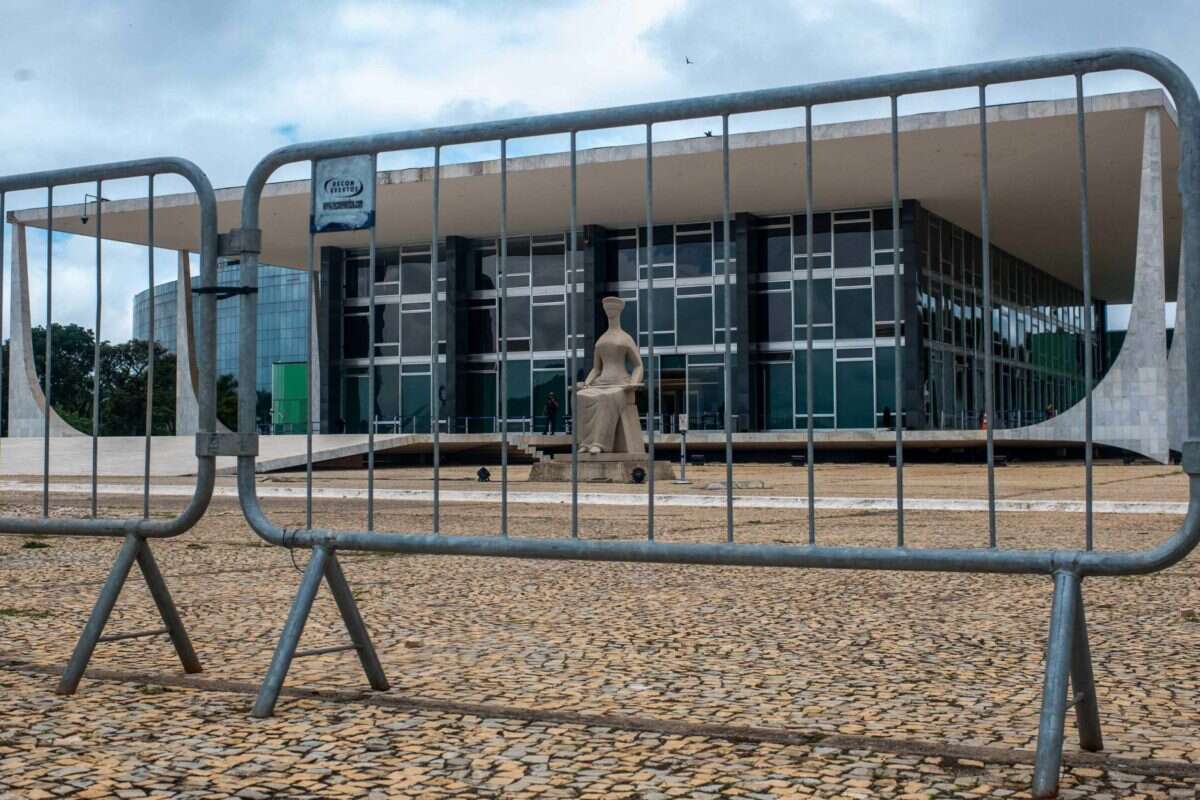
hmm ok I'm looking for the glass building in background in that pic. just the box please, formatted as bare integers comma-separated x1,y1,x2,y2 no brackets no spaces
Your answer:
319,200,1107,436
133,261,309,396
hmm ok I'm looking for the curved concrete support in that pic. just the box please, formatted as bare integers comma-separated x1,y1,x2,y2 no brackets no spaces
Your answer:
174,251,230,435
1168,239,1188,454
175,251,201,435
1001,110,1169,462
6,223,84,437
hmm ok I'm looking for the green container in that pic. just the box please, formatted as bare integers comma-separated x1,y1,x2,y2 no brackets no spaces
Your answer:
271,361,308,434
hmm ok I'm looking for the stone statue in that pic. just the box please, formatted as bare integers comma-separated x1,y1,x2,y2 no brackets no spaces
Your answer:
576,296,645,455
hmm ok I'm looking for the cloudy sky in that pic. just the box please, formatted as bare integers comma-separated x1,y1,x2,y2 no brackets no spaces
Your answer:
1,0,1196,340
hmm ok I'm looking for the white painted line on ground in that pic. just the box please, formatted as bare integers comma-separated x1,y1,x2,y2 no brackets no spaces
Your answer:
1,481,1186,516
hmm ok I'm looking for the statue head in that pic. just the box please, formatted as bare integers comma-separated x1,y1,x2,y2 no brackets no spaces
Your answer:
601,296,625,322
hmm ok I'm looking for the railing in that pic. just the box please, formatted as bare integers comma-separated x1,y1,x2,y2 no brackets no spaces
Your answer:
217,47,1200,798
0,157,219,693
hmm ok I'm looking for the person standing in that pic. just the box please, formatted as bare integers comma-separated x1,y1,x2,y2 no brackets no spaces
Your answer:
544,392,560,435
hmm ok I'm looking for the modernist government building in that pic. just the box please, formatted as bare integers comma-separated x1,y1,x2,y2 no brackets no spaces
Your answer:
7,89,1188,462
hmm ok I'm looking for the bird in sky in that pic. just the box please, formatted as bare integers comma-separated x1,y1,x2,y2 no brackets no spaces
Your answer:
685,56,694,65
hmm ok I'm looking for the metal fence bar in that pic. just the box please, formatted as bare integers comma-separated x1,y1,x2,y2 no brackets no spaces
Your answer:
499,139,509,538
144,175,154,519
306,162,315,530
367,210,377,532
0,194,4,448
430,145,442,534
91,181,102,517
1032,570,1079,797
804,106,815,544
568,131,580,539
645,123,657,541
42,186,52,518
1076,74,1096,551
721,114,734,543
979,85,998,548
890,97,905,547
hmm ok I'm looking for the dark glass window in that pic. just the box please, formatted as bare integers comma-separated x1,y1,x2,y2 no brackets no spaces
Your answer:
794,212,831,255
608,237,638,283
874,275,895,322
533,303,565,351
474,248,497,290
638,287,674,332
468,305,496,354
401,373,431,431
873,209,894,250
794,348,834,414
504,295,530,339
834,221,871,269
465,370,496,429
344,259,370,298
505,237,531,275
374,304,399,345
506,360,531,418
836,360,874,428
677,294,713,346
755,286,791,342
675,235,713,278
374,365,399,422
402,253,431,295
811,278,833,325
401,311,431,356
759,227,791,274
835,288,872,339
343,315,369,358
375,249,400,284
532,243,564,287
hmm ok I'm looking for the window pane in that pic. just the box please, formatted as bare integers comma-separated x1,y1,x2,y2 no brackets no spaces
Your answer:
506,360,531,418
760,361,793,429
756,289,791,342
465,371,496,431
794,212,831,255
812,278,833,325
795,348,833,414
343,315,368,358
401,311,431,356
468,306,496,354
836,360,874,428
532,244,565,287
835,288,872,339
374,365,399,422
474,248,497,290
375,249,400,285
608,237,638,283
402,253,431,295
875,346,895,425
533,370,566,432
638,287,674,332
676,295,713,346
873,209,893,250
759,228,791,273
401,373,431,432
533,303,565,351
342,374,368,433
375,304,399,346
344,259,369,298
687,365,724,429
675,235,713,278
834,221,871,269
874,275,895,322
504,295,530,339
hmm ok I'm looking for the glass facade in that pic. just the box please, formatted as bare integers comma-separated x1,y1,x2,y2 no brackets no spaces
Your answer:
341,244,448,433
749,208,903,430
917,209,1101,429
132,261,310,394
332,202,1102,436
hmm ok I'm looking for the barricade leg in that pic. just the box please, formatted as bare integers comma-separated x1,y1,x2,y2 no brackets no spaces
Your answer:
324,553,389,691
56,534,203,694
1070,581,1103,752
1032,570,1080,798
137,541,202,675
56,534,142,694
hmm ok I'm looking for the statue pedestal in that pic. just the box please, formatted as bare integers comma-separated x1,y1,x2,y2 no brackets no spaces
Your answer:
528,452,677,483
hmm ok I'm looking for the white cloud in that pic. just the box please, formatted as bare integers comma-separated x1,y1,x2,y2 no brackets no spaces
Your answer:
1,0,1197,340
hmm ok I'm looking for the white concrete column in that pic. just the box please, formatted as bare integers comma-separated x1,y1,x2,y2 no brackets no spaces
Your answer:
175,251,200,435
6,222,83,437
1002,109,1169,462
1168,239,1187,454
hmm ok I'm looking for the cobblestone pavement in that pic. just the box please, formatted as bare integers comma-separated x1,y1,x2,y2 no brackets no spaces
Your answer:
1,467,1198,797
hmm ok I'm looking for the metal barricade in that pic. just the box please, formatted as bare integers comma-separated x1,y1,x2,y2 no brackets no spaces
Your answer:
0,158,218,693
228,49,1200,798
